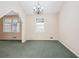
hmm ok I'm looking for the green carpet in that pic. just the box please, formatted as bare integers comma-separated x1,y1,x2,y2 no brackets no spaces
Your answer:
0,40,77,58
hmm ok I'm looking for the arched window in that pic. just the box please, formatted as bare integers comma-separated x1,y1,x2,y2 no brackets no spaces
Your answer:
3,11,21,33
0,10,22,40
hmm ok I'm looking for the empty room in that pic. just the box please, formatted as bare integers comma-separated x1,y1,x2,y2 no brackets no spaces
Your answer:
0,0,79,58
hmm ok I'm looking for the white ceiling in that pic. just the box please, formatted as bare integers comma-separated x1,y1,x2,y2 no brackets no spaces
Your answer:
19,1,64,15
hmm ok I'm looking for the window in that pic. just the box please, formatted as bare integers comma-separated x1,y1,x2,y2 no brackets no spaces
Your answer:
36,18,44,32
3,17,20,32
12,19,17,32
3,18,11,32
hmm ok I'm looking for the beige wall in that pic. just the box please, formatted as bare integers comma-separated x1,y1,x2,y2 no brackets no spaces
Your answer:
58,2,79,57
24,14,58,40
0,1,59,42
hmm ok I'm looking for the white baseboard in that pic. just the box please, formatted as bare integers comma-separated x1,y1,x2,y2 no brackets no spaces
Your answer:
26,38,58,40
21,39,58,43
21,40,27,43
59,40,79,57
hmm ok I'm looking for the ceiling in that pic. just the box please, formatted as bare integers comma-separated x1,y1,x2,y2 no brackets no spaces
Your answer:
19,1,64,15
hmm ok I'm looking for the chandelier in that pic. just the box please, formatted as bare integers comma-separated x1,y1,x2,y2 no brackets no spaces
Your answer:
33,1,44,14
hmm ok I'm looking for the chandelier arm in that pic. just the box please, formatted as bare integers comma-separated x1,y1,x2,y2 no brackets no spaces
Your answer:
33,1,43,14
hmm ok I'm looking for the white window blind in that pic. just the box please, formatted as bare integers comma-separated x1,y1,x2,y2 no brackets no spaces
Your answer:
36,18,44,32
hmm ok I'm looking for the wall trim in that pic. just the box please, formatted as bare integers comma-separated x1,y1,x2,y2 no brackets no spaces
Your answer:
21,39,58,43
59,40,79,57
25,39,58,40
22,39,27,43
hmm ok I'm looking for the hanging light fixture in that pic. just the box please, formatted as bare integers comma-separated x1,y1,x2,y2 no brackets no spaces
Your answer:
33,1,44,14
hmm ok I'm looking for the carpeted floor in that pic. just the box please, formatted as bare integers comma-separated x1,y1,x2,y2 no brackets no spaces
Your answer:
0,40,77,58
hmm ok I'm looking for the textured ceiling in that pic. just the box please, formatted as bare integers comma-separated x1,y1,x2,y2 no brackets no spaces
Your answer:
0,1,64,16
19,1,64,15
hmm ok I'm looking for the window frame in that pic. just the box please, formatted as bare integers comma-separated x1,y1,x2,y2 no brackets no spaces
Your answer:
3,16,20,33
36,18,45,32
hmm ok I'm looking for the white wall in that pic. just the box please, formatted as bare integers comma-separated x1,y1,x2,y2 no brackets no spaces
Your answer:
25,14,58,40
58,2,79,57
